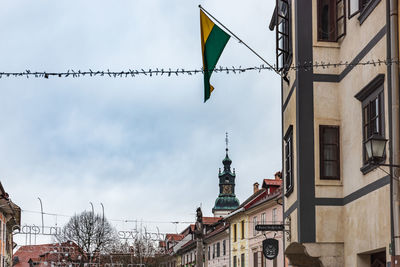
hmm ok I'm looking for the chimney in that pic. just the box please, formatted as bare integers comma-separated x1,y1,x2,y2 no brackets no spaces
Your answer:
274,171,282,180
253,182,259,193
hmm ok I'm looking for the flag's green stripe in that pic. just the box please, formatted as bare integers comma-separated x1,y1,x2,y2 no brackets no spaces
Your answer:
203,69,211,102
204,25,230,71
203,24,230,102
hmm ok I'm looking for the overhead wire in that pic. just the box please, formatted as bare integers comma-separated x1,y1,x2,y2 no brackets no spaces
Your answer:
0,58,396,79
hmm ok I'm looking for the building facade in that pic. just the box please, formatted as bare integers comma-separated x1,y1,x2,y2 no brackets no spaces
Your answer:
226,174,283,267
246,177,283,267
0,182,21,267
271,0,399,266
204,222,229,267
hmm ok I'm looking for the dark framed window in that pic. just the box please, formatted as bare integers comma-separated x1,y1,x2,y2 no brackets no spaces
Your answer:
284,126,294,196
317,0,346,42
223,240,226,256
241,220,245,239
212,244,215,259
233,224,237,242
233,256,237,267
261,252,264,267
355,74,385,174
208,246,210,260
253,252,258,267
216,242,220,257
275,0,292,76
241,253,245,267
319,126,340,180
348,0,381,24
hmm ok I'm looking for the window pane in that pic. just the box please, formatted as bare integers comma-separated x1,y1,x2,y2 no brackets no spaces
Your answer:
370,98,378,117
370,118,378,134
364,106,369,125
323,128,338,144
318,0,336,41
323,161,338,177
323,144,337,160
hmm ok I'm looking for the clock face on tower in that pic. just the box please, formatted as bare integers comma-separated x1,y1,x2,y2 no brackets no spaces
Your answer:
222,185,232,194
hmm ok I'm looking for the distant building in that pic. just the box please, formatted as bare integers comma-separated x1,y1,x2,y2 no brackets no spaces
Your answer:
13,242,85,267
0,182,21,267
247,174,283,267
159,217,221,267
204,221,229,267
225,174,283,267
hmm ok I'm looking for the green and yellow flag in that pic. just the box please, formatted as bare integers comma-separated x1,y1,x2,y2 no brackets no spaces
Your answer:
200,9,230,102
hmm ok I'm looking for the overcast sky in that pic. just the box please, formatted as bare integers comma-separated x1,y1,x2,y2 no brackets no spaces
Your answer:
0,0,280,245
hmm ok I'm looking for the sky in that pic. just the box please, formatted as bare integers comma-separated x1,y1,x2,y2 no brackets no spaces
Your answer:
0,0,281,245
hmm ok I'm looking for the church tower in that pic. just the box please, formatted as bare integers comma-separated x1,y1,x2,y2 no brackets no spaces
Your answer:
212,133,240,217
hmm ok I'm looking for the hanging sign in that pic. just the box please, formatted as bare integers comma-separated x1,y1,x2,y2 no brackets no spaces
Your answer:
255,224,284,231
262,238,279,260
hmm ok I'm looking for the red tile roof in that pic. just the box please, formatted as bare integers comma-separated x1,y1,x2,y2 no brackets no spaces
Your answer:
13,242,84,267
166,234,184,242
262,178,282,186
202,217,222,225
14,244,55,267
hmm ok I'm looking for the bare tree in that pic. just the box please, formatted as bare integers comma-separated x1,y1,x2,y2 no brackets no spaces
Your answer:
110,227,158,267
56,211,120,256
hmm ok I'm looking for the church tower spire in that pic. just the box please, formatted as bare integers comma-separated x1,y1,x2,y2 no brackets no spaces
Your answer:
212,133,240,217
223,132,232,172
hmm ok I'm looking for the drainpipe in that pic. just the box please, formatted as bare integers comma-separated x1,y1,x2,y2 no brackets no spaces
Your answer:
390,0,400,264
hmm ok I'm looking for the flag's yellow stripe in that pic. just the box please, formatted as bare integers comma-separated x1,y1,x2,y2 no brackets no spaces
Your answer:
200,10,215,59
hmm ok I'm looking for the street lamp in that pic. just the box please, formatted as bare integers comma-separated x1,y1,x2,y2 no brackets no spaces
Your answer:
365,134,388,163
365,134,400,168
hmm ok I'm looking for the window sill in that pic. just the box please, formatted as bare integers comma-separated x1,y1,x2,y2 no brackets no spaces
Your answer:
313,42,340,49
358,0,381,25
316,179,342,186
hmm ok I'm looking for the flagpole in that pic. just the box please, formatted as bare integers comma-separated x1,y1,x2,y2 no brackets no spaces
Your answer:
198,5,281,76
